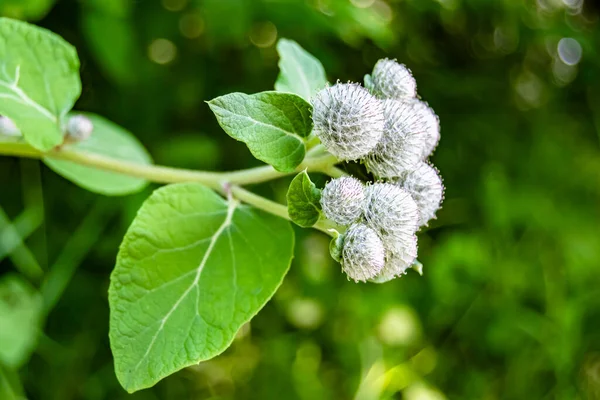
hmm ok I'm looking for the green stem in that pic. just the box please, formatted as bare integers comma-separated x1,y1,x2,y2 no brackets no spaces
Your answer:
230,186,339,235
0,139,341,236
0,139,338,190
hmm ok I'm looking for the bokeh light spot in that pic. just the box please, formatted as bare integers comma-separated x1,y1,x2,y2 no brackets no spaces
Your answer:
148,39,177,65
249,21,278,48
179,12,205,39
161,0,187,12
558,37,582,66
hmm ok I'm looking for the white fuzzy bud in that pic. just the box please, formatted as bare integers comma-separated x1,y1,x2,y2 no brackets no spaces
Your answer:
371,59,417,99
341,223,385,282
66,115,94,141
321,176,366,226
411,100,440,159
396,162,444,227
312,83,385,160
363,183,419,243
0,116,21,137
363,99,427,178
370,235,418,283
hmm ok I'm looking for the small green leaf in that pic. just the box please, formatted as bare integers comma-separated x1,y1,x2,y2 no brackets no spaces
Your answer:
364,74,374,92
43,113,152,196
287,170,322,227
208,91,313,172
411,259,423,276
0,18,81,151
275,38,327,101
0,274,43,368
109,183,294,392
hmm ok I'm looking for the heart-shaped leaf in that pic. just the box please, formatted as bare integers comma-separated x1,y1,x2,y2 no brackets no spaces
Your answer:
109,183,294,392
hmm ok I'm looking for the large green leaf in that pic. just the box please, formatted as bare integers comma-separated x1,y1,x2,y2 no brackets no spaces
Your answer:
208,91,313,172
0,18,81,151
0,274,43,368
109,183,295,392
287,170,322,228
43,113,152,196
275,39,327,101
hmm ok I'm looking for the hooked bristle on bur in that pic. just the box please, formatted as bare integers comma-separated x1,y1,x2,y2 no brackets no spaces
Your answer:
341,223,386,282
396,162,444,227
411,100,440,160
363,183,419,241
371,59,417,100
363,99,428,178
321,176,366,226
312,83,385,161
370,234,418,283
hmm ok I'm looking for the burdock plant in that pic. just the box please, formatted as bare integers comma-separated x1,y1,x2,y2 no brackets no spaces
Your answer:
0,20,444,393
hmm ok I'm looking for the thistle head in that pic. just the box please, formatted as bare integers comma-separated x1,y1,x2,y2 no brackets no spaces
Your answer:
0,116,21,137
320,176,365,226
363,183,419,241
363,99,427,178
312,83,385,160
66,115,94,142
370,235,418,283
371,59,417,100
341,223,386,282
396,162,444,227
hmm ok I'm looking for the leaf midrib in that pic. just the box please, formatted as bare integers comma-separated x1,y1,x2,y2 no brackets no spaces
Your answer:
130,197,239,374
0,65,57,122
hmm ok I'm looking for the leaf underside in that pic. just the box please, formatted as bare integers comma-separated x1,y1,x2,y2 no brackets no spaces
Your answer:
109,183,295,392
43,112,152,196
275,38,328,101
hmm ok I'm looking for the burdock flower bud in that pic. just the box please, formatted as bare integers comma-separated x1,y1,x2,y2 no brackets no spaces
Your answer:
396,162,444,227
371,59,417,99
411,100,440,159
321,177,365,226
363,183,419,242
0,116,21,137
363,99,427,178
312,83,385,160
341,223,385,282
371,235,418,283
66,115,94,142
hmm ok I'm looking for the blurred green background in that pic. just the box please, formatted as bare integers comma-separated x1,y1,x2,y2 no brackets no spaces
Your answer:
1,0,600,399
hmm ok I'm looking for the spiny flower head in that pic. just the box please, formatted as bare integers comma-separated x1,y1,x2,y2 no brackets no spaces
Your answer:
321,176,365,226
396,162,444,227
66,115,94,142
410,100,440,160
370,234,418,283
0,115,21,137
341,223,385,282
363,183,419,242
312,83,385,160
363,99,428,178
371,59,417,100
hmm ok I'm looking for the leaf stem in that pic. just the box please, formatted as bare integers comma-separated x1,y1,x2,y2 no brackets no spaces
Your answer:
0,138,338,189
0,138,341,235
229,186,337,236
